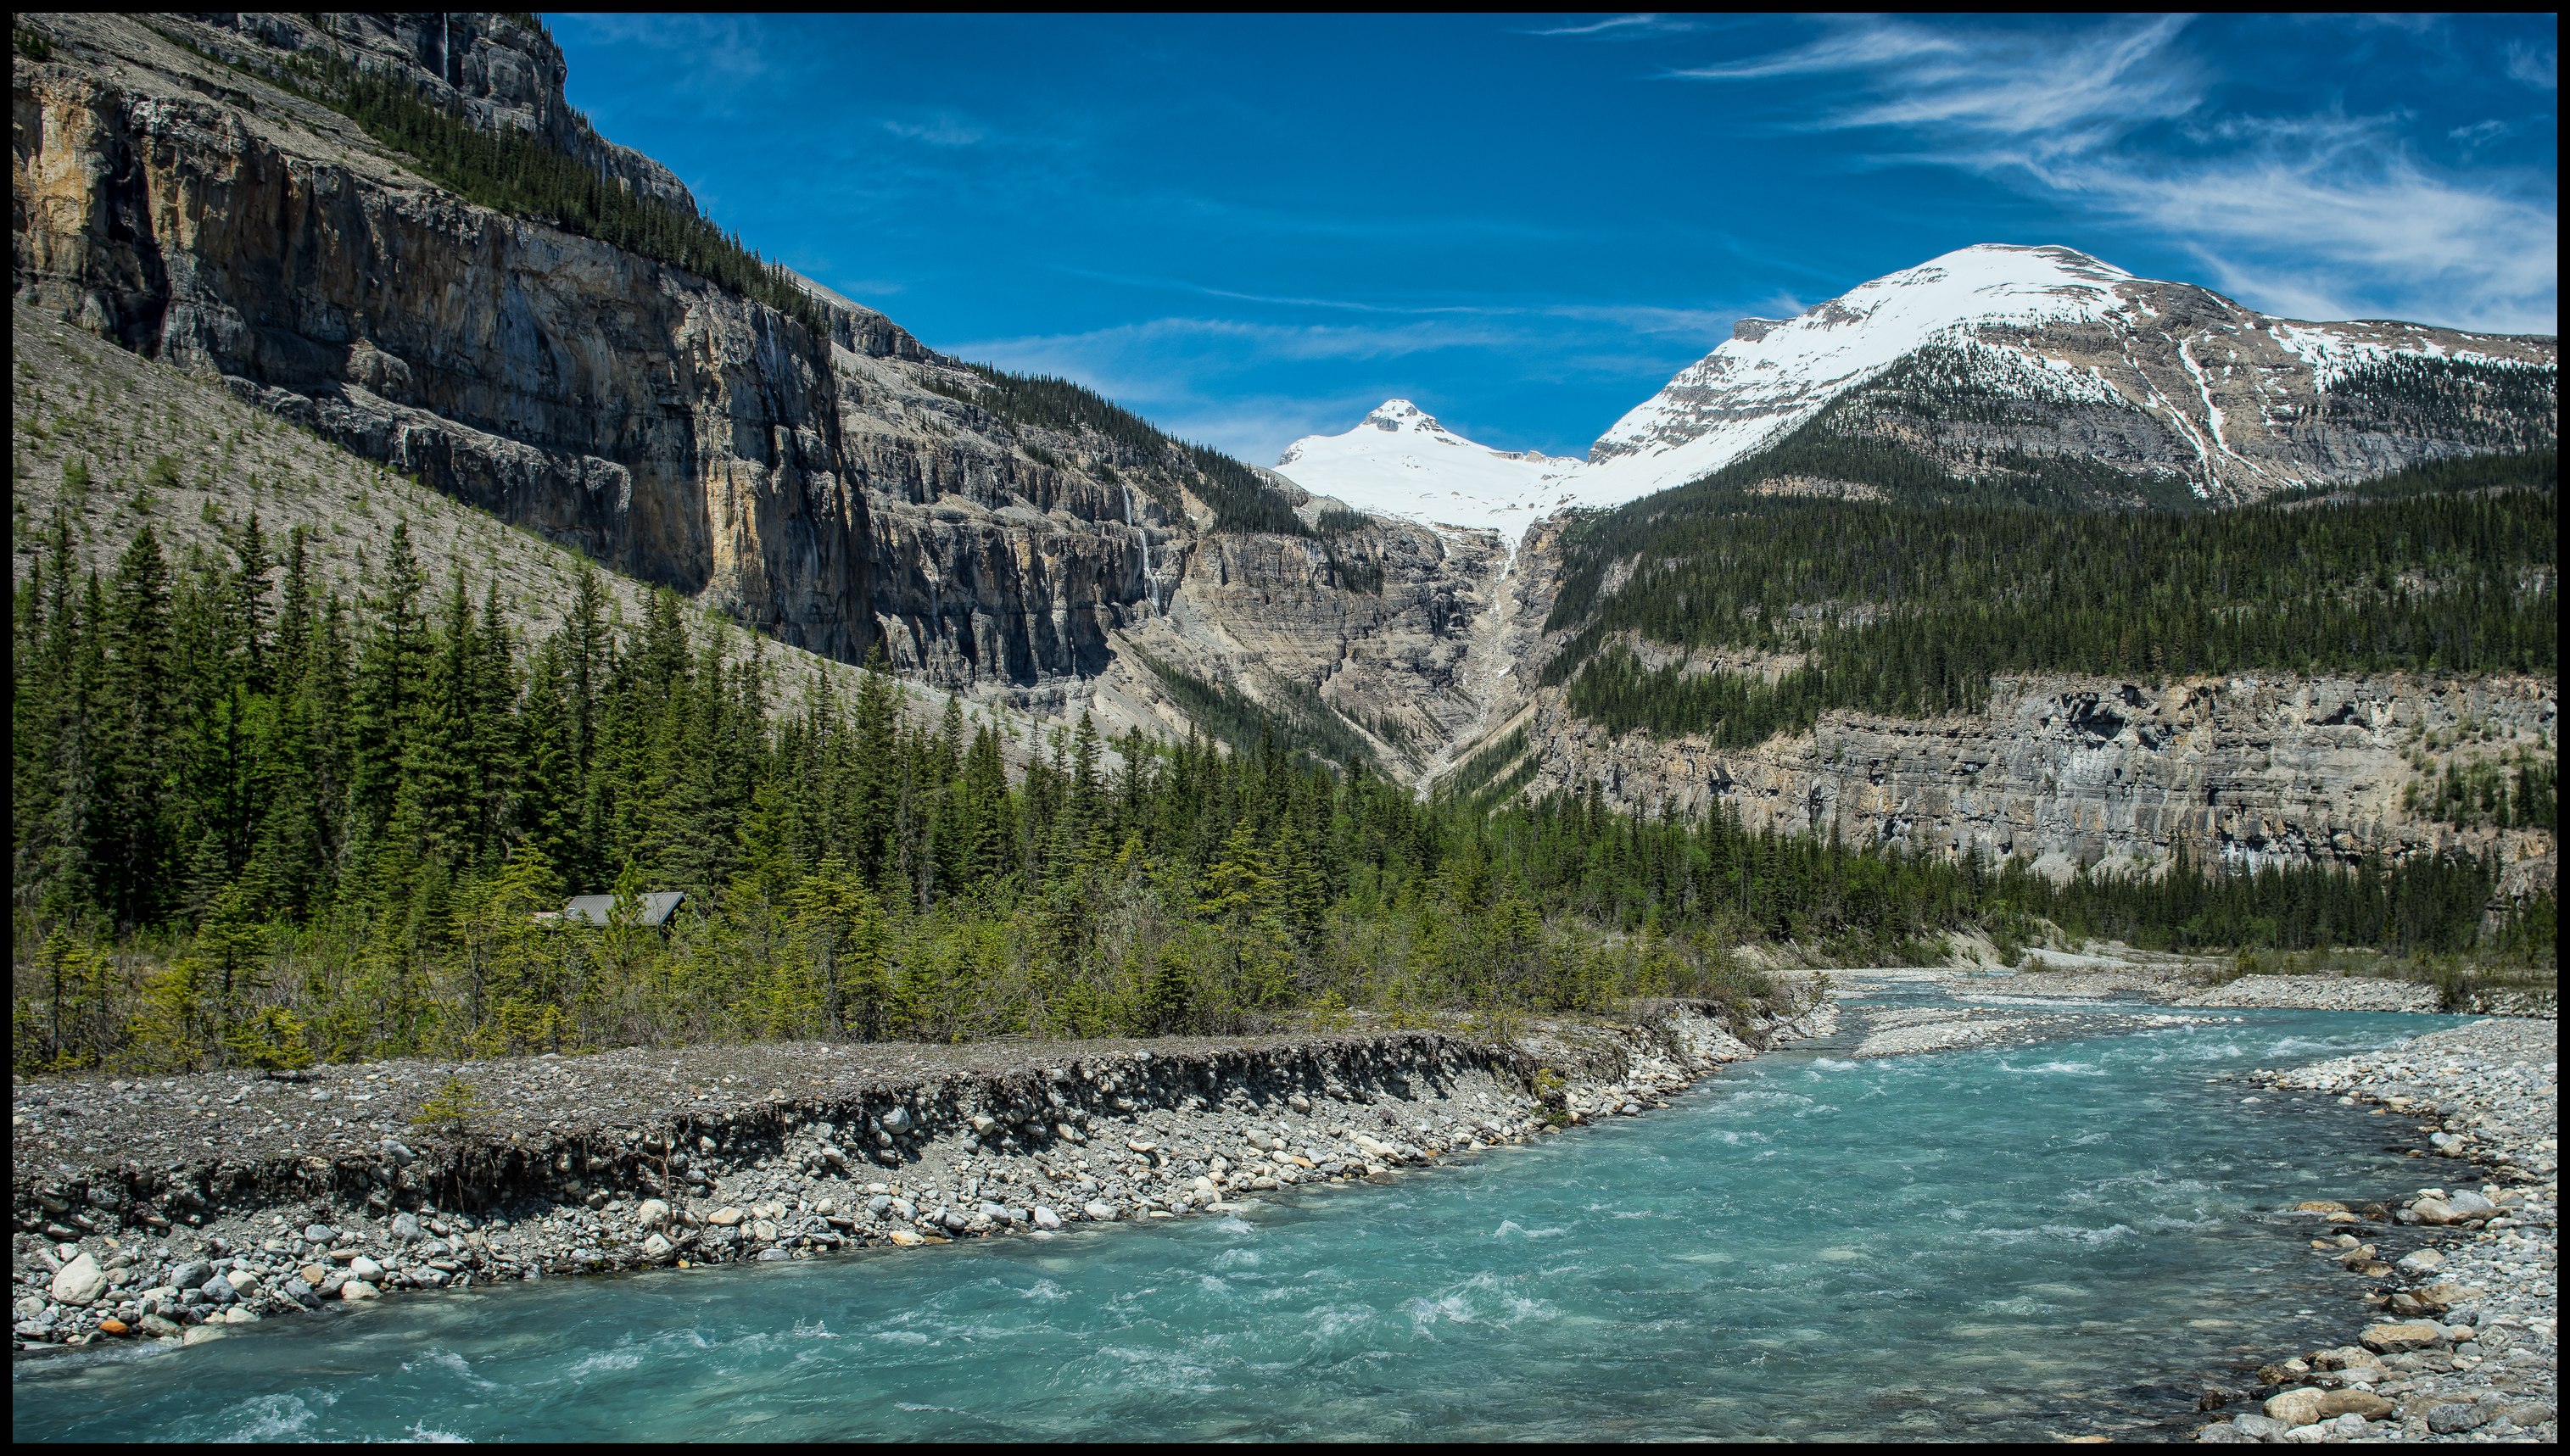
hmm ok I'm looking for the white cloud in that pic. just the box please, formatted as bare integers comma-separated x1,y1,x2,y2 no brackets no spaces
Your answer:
1679,17,2559,332
2505,40,2557,90
1525,14,1701,40
880,114,990,148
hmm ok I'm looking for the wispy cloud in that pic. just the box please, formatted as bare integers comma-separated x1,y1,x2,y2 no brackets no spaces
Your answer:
1679,16,2558,332
2505,40,2557,90
1524,14,1701,40
880,114,991,148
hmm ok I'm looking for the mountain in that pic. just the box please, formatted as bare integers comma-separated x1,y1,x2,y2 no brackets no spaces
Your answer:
12,14,2556,898
1278,243,2556,524
1274,400,1583,534
10,11,1487,775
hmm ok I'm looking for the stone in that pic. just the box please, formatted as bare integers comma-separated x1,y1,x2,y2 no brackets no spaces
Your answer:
200,1275,239,1305
168,1259,212,1290
339,1280,382,1301
886,1230,925,1247
180,1324,227,1346
2427,1403,2490,1434
2395,1249,2445,1273
757,1248,792,1262
2265,1388,2392,1426
636,1199,672,1230
298,1263,329,1286
348,1256,384,1280
2229,1414,2290,1439
48,1252,106,1308
1083,1202,1117,1222
642,1234,672,1259
707,1207,745,1227
391,1213,422,1242
2359,1321,2446,1353
138,1314,182,1338
1031,1206,1062,1231
97,1317,130,1336
879,1107,913,1135
221,1305,262,1325
304,1224,335,1243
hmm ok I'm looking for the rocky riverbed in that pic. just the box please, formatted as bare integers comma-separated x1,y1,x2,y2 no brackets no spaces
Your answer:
11,998,1834,1353
2197,1018,2558,1443
1848,1001,2221,1058
1941,967,2556,1019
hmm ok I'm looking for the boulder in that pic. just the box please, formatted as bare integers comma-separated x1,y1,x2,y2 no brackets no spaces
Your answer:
636,1199,672,1230
2264,1389,2393,1426
2359,1321,2446,1353
339,1280,382,1301
2427,1403,2491,1434
707,1207,745,1227
48,1252,106,1308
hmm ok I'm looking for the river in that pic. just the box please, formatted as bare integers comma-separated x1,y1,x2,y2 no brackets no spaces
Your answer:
13,992,2470,1441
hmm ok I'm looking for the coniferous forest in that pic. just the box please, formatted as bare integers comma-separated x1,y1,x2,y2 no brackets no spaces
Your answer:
1545,451,2557,747
11,505,2546,1075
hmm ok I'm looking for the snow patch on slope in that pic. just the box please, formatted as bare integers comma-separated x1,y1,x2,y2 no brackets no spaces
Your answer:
1274,400,1584,535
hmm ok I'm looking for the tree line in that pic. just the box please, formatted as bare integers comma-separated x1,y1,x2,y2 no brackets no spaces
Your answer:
1545,453,2555,748
12,511,2539,1075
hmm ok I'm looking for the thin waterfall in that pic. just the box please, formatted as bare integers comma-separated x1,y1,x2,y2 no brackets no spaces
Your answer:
1124,483,1157,614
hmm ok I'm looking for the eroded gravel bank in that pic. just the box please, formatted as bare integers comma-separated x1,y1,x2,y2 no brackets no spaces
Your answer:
1939,967,2556,1019
13,998,1834,1353
2196,1018,2558,1443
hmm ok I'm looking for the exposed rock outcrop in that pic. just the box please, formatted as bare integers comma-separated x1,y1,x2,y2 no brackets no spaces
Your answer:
15,12,890,661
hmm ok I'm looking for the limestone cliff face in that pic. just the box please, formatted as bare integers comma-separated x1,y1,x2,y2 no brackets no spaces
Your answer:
13,13,891,661
1455,525,2557,895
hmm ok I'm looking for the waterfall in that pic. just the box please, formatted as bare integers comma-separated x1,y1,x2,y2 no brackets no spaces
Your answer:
1124,483,1157,615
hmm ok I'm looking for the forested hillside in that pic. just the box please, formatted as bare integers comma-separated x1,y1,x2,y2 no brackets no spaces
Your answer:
12,501,2542,1074
1543,450,2557,748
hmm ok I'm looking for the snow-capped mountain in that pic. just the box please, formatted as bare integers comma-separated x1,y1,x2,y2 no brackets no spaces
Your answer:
1276,243,2556,531
1274,400,1584,533
1582,244,2137,499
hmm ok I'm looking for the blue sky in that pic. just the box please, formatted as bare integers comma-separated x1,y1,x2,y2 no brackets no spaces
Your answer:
552,13,2559,463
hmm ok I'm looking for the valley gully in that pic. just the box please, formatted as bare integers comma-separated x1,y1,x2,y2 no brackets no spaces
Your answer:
14,984,2555,1442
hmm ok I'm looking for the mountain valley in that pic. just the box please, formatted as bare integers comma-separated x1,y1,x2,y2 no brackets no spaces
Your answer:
12,8,2558,906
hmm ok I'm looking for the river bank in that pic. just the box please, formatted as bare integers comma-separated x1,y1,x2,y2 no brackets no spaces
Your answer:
11,996,1833,1353
2198,1017,2558,1443
1938,965,2557,1019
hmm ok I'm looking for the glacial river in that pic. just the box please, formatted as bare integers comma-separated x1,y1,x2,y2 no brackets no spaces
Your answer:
14,992,2469,1442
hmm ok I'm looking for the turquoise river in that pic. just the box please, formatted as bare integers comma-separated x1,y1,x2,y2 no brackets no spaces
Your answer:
13,992,2472,1442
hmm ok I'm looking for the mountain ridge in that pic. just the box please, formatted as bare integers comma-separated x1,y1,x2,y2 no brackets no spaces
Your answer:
1277,243,2557,529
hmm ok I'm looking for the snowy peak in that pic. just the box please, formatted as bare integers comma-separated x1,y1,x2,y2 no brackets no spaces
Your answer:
1274,400,1583,534
1583,244,2143,494
1275,244,2555,531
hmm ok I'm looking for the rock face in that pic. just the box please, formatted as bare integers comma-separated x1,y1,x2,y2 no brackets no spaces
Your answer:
15,12,891,662
1452,522,2556,885
11,13,1496,776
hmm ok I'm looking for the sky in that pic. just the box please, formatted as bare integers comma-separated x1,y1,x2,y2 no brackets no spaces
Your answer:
551,14,2560,464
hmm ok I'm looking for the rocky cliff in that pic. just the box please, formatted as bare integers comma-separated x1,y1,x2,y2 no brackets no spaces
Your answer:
11,12,1495,776
1451,522,2557,896
14,12,895,661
